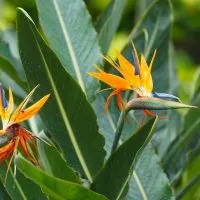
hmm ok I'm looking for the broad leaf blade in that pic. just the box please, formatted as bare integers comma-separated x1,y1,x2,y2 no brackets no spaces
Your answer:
126,144,175,200
123,0,181,159
0,30,25,80
92,117,157,200
96,0,126,54
0,181,11,200
35,0,102,101
124,0,176,93
0,164,47,200
16,155,108,200
38,131,80,183
162,69,200,176
0,56,27,91
17,8,105,182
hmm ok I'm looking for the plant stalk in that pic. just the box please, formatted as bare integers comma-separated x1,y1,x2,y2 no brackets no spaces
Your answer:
111,109,126,154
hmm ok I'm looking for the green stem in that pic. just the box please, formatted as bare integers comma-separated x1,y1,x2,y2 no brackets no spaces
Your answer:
111,109,126,153
176,174,200,200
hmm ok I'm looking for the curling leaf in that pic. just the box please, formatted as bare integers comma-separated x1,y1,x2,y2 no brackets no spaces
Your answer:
92,117,157,200
17,8,105,183
16,154,108,200
35,0,102,101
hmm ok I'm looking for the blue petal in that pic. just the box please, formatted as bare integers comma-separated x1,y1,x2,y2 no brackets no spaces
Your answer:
0,86,8,108
132,51,140,75
153,92,181,102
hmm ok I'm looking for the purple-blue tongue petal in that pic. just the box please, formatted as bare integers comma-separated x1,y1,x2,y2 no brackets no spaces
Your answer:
132,51,140,75
152,92,181,102
0,86,8,108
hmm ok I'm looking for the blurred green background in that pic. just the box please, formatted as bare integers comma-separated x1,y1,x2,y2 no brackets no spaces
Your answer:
1,0,200,103
0,0,199,199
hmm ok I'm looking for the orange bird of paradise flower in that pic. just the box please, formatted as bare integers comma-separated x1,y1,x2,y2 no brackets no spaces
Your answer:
88,44,180,124
0,85,50,181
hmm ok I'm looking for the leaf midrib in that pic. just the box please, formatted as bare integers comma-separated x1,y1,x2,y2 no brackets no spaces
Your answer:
26,18,93,183
133,170,148,200
51,0,86,94
5,161,28,200
107,107,149,200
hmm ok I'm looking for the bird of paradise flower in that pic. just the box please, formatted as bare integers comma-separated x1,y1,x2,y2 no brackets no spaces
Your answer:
88,44,180,125
0,85,50,182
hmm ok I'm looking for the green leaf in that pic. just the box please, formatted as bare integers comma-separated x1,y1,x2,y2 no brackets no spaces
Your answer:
17,8,105,182
0,56,27,91
38,131,80,184
0,181,11,200
35,0,102,101
0,30,25,80
93,95,117,155
16,154,108,200
126,0,176,93
162,69,200,174
95,0,126,54
0,163,47,200
92,117,157,200
126,144,175,200
123,0,183,160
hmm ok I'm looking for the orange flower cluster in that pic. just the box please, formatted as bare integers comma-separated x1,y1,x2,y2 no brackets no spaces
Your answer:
0,85,49,180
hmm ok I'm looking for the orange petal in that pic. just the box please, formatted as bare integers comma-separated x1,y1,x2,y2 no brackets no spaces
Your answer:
100,55,122,75
105,89,122,112
116,50,135,76
116,90,123,111
116,50,140,88
0,140,15,164
149,49,157,71
88,72,131,89
9,85,39,124
6,88,14,116
140,54,153,93
13,94,50,124
5,137,19,183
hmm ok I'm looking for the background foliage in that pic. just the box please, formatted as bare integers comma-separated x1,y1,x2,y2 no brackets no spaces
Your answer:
0,0,199,199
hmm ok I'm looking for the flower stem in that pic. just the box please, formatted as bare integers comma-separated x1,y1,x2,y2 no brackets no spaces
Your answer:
111,109,126,154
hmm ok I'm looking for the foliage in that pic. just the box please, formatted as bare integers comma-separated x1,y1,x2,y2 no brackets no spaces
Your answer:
0,0,199,199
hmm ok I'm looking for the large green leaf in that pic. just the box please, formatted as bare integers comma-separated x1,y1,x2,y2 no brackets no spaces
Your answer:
122,0,182,159
126,144,175,200
35,0,102,101
94,0,179,157
37,131,80,183
0,181,11,200
0,30,25,80
0,163,47,200
126,0,177,93
95,0,126,54
17,8,105,182
163,69,200,175
92,117,157,200
16,154,108,200
0,56,27,91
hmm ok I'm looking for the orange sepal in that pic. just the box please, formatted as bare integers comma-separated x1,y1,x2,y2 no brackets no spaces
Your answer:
12,94,50,124
88,72,131,90
105,89,123,112
0,140,15,164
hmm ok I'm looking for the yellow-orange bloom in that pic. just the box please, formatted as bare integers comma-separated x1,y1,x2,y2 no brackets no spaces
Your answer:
88,45,156,111
0,85,50,180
